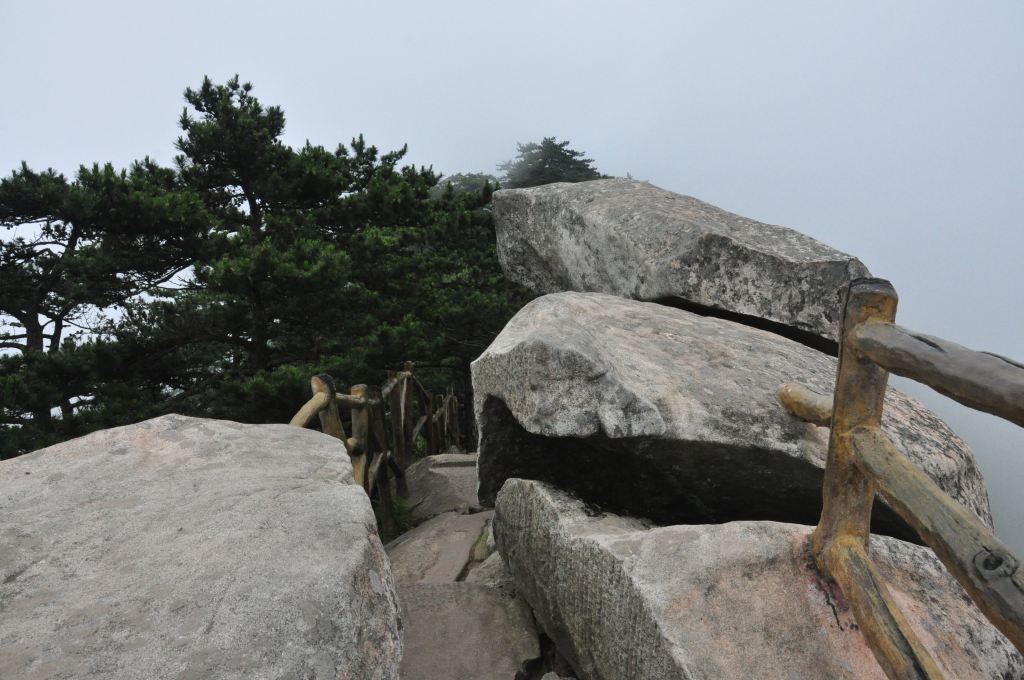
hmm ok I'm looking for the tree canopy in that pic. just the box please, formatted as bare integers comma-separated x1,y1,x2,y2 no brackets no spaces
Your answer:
499,137,607,189
1,76,533,458
0,160,209,456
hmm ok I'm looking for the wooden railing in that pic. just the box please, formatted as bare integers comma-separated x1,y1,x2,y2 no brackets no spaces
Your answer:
778,278,1024,679
288,361,463,539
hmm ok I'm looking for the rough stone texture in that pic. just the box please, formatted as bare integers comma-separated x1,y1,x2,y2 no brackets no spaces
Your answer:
403,453,481,525
465,551,516,594
398,583,539,680
385,510,493,585
495,479,1023,680
386,482,538,680
472,293,992,540
0,414,400,680
492,178,870,342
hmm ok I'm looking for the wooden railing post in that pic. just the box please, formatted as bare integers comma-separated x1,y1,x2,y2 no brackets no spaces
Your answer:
387,370,410,472
814,279,897,554
349,385,369,489
450,393,460,450
427,393,439,456
815,278,943,679
367,400,399,539
777,286,1024,671
288,365,470,538
311,374,348,446
401,362,417,461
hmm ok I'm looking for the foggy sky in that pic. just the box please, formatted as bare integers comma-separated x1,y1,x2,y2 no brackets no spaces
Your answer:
2,1,1022,550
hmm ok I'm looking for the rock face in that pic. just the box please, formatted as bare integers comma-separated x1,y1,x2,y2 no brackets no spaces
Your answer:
386,505,538,679
402,453,481,525
398,583,539,680
0,414,400,680
495,479,1023,680
492,178,870,343
472,292,992,539
464,551,516,593
386,510,494,585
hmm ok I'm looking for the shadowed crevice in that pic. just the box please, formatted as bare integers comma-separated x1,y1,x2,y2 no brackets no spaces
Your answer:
478,396,920,544
651,295,838,356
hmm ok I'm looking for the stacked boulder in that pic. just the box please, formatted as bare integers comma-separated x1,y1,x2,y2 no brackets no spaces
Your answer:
0,415,402,680
475,179,1023,679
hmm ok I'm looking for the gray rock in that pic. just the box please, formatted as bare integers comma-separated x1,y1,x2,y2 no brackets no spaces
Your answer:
492,178,870,343
385,510,494,585
0,414,400,680
495,479,1023,680
472,292,991,540
403,453,481,524
398,582,539,680
464,551,516,594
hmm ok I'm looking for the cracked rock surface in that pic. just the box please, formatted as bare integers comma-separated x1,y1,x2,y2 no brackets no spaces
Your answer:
493,178,870,343
0,414,400,680
495,478,1023,680
386,510,494,585
472,292,992,540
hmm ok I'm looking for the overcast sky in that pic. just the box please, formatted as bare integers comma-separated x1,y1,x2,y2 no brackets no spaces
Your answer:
2,1,1022,550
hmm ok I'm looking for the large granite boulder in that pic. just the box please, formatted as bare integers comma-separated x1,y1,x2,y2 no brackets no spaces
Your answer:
495,479,1023,680
0,414,401,680
492,179,871,344
472,292,991,540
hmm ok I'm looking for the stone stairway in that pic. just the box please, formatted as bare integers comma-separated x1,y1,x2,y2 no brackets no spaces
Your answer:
386,453,573,680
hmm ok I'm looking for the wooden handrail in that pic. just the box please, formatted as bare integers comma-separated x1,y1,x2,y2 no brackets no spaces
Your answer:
380,370,411,401
289,391,330,428
851,426,1024,650
851,321,1024,427
777,278,1024,678
335,393,373,409
776,382,832,427
823,535,943,679
286,362,464,540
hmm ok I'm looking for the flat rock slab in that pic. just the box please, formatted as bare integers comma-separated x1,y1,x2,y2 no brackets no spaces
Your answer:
386,510,493,585
495,479,1023,680
493,178,870,342
398,582,538,680
403,453,481,525
0,414,400,680
472,292,991,540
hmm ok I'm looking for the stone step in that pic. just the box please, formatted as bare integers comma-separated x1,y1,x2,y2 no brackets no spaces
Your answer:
398,582,538,680
386,510,493,585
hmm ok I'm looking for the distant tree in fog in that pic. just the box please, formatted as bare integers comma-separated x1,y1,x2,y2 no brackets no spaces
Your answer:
499,137,607,189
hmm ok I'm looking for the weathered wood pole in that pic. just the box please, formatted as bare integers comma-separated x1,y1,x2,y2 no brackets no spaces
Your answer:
311,374,348,448
814,278,942,679
349,385,369,489
387,370,410,471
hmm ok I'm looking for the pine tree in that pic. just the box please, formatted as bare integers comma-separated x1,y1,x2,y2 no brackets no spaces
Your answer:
2,77,532,455
120,77,528,428
0,160,208,457
499,137,607,189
